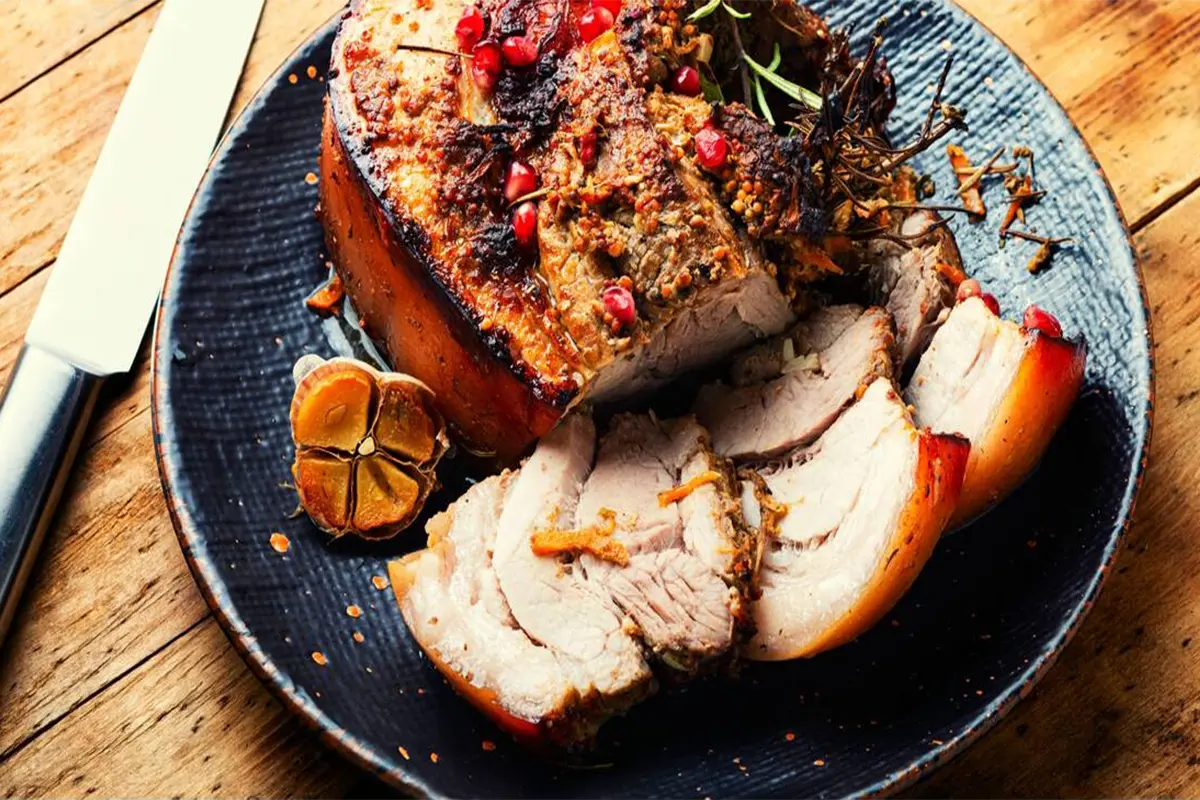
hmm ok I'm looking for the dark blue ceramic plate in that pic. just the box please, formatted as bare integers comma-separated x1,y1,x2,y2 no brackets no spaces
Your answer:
152,1,1153,796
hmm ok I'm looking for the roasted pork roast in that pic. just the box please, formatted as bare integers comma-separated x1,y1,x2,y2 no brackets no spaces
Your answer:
322,0,805,461
743,377,969,661
694,305,895,460
392,410,758,744
906,296,1086,526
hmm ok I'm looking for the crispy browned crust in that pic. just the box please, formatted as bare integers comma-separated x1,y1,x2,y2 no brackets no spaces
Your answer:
951,331,1087,527
320,106,565,461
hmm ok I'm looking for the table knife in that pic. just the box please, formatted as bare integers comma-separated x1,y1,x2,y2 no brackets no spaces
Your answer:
0,0,266,646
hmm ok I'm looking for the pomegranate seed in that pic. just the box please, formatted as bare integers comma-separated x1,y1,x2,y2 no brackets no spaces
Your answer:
580,130,599,168
504,161,538,204
512,201,538,249
979,293,1000,316
501,35,538,67
470,42,501,91
955,278,981,303
593,0,622,17
694,125,728,170
602,285,636,327
1023,304,1063,338
671,66,702,96
455,6,485,52
579,7,614,42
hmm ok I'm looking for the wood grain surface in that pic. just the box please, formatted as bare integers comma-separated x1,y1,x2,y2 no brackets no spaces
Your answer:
0,0,1194,796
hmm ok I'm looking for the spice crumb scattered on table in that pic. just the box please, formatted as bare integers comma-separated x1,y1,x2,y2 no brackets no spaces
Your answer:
482,740,496,752
269,532,290,553
346,604,362,618
311,651,328,666
430,752,439,764
785,732,795,742
352,631,365,643
814,759,826,767
288,73,298,84
398,746,410,760
304,172,318,185
306,65,318,79
372,575,389,590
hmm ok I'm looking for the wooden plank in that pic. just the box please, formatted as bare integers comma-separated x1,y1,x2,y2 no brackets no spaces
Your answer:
0,620,357,798
956,0,1200,226
912,188,1200,797
0,400,211,755
0,0,156,100
0,0,344,761
0,0,344,298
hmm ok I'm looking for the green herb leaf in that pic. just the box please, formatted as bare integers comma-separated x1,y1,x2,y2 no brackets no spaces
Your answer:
765,42,782,72
754,76,776,126
699,64,725,103
686,0,721,21
744,51,823,111
721,2,751,19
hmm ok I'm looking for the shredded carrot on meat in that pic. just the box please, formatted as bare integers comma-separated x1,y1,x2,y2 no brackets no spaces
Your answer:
658,470,722,507
530,509,629,566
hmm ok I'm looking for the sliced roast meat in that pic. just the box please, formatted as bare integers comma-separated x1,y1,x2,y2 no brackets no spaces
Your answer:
572,415,753,671
745,377,969,661
694,305,895,461
390,474,591,744
862,210,963,371
906,297,1086,526
492,414,654,712
322,0,796,461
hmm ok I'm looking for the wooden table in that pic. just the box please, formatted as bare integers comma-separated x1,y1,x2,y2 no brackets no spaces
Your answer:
0,0,1195,796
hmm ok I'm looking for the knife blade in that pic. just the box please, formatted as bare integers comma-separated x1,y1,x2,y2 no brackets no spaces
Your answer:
0,0,265,646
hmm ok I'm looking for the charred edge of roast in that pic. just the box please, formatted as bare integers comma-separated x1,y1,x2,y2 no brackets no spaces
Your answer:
320,104,569,461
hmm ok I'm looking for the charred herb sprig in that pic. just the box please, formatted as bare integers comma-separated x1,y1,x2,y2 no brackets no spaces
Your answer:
785,18,967,241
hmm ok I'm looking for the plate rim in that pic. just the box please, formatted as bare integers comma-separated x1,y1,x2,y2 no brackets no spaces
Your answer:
150,3,1156,796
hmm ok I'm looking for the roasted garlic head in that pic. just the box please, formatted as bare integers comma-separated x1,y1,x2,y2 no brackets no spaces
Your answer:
290,355,447,539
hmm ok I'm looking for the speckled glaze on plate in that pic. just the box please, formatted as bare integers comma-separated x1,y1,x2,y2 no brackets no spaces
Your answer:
151,1,1153,796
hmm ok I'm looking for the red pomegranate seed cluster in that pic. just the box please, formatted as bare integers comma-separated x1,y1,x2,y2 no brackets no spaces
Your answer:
602,285,636,328
512,201,538,249
455,6,485,51
501,35,538,67
1023,305,1063,338
470,42,501,92
579,7,615,42
671,66,701,97
580,130,599,168
504,161,538,204
694,125,728,170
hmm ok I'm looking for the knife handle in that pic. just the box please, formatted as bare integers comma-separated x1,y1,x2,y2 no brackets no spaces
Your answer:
0,344,102,645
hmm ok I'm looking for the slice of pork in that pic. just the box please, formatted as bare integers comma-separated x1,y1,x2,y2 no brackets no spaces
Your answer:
390,474,587,743
694,305,895,461
863,210,962,371
573,415,753,671
491,414,654,711
745,377,969,661
906,296,1086,526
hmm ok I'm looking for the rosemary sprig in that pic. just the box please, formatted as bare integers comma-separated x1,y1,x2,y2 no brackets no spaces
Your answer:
744,51,823,111
686,0,720,20
753,44,783,126
722,2,751,20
